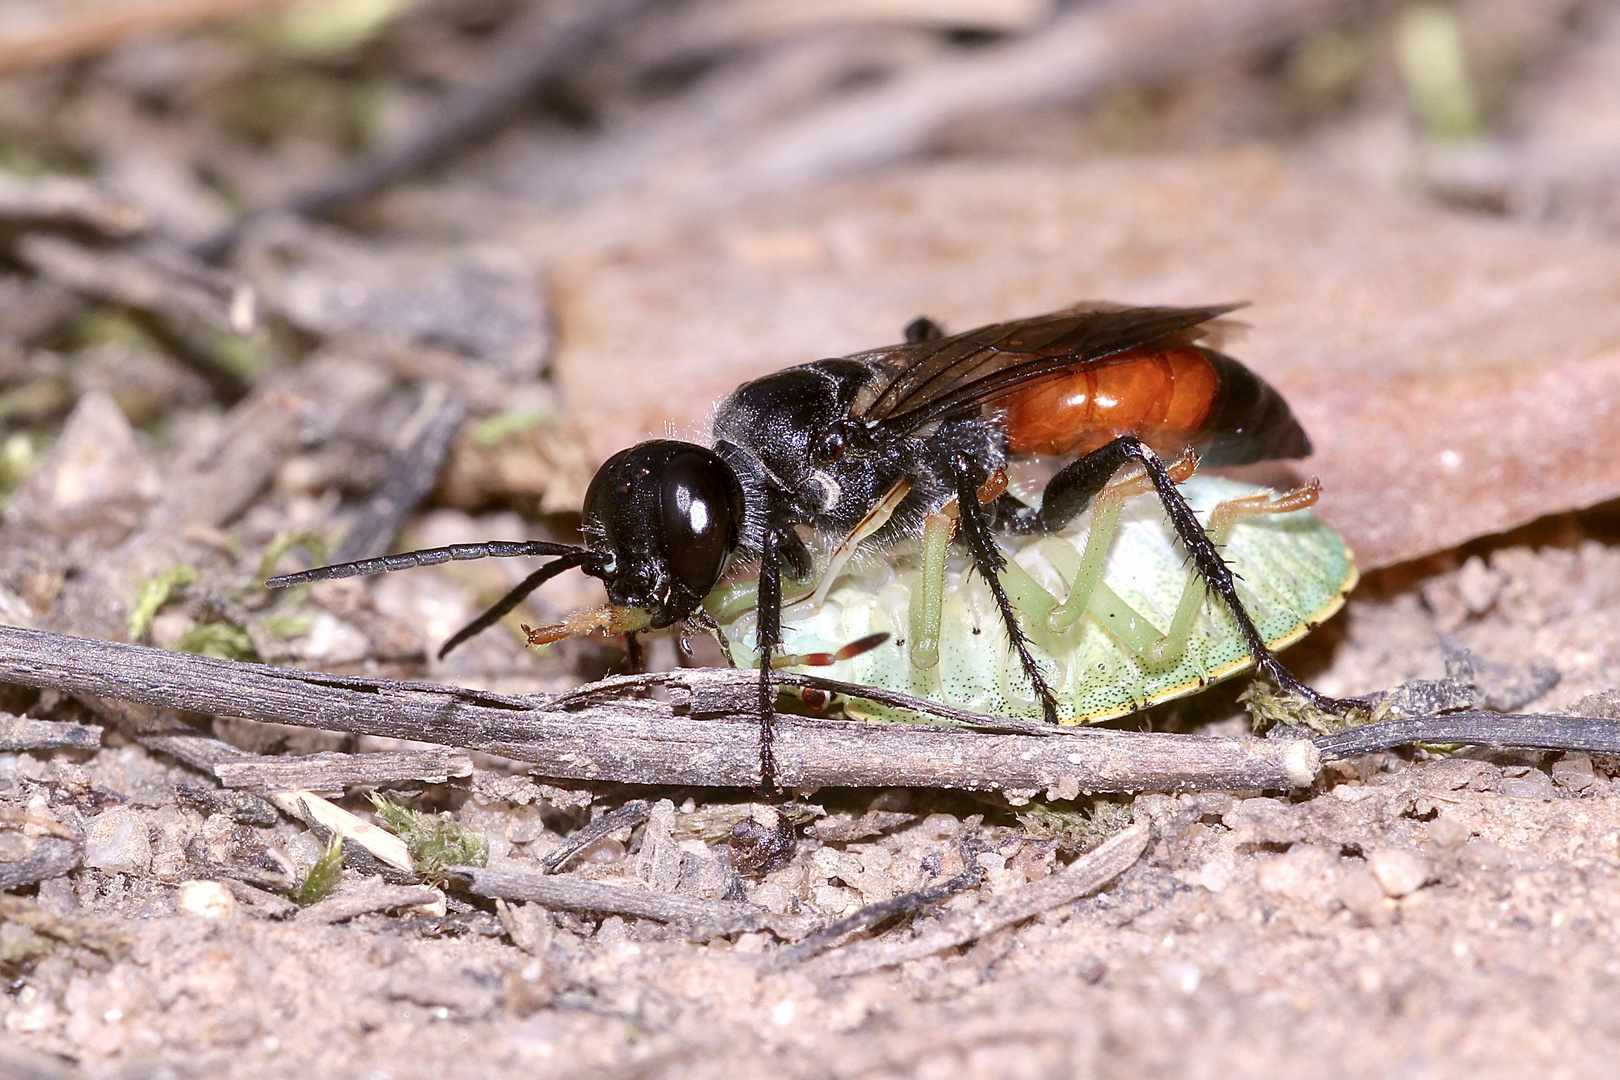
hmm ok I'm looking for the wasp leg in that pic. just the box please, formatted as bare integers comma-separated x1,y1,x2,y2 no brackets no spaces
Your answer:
437,550,598,658
949,456,1059,724
1038,436,1339,710
756,527,784,795
1146,480,1321,670
907,509,956,670
624,629,644,674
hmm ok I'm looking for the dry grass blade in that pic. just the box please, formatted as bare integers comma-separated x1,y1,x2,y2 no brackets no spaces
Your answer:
802,821,1151,977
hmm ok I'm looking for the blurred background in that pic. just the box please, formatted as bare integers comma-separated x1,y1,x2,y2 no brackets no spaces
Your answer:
1,0,1618,684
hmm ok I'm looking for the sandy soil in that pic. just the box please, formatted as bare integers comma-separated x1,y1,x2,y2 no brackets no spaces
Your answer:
4,516,1620,1080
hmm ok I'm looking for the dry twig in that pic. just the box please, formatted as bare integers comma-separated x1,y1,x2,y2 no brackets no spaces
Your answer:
0,714,102,751
801,821,1150,977
541,800,653,874
0,626,1325,793
453,863,769,941
213,749,473,793
331,384,466,564
0,0,305,77
773,863,983,967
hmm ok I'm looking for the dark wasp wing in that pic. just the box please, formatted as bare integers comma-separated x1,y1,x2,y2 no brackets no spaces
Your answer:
848,303,1242,435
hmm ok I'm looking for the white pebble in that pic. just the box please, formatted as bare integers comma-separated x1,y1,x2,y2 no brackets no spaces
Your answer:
1368,849,1432,898
177,880,237,918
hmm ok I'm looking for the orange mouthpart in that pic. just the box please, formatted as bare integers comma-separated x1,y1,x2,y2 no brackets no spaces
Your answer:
522,605,653,646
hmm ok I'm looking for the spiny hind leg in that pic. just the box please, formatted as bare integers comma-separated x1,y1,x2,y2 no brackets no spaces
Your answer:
1046,450,1197,634
1038,437,1339,710
1145,478,1322,671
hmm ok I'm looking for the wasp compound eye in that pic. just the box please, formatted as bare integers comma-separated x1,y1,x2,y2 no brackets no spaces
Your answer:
660,447,743,597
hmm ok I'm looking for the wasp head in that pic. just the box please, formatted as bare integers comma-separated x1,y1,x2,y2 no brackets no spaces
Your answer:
582,440,746,628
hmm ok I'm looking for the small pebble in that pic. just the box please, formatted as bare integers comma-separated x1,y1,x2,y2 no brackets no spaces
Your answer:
83,807,152,875
1551,753,1595,791
177,880,237,918
1367,849,1431,898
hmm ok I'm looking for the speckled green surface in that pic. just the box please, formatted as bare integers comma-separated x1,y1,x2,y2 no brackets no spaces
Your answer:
717,476,1357,722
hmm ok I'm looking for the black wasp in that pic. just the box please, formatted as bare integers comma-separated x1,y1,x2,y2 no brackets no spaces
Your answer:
268,303,1339,791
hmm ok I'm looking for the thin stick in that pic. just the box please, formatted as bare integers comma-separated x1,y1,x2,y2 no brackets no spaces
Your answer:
773,863,983,967
213,749,473,793
541,800,652,874
331,385,466,564
453,864,768,941
0,626,1325,793
0,715,102,752
1312,712,1620,757
802,822,1150,978
193,0,659,259
0,0,305,76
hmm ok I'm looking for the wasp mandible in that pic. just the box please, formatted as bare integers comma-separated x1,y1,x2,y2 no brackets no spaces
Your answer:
267,303,1340,790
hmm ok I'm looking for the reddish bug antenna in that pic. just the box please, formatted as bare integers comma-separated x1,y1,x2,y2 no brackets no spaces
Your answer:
771,631,890,670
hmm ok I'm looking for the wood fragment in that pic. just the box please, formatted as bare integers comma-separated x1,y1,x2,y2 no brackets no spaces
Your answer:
1312,712,1620,758
0,713,102,751
272,790,413,873
15,234,252,401
541,800,652,874
196,0,659,258
802,822,1150,978
295,882,443,925
0,836,82,892
774,863,982,967
214,749,474,793
331,384,467,564
454,864,767,940
0,172,147,236
216,876,299,920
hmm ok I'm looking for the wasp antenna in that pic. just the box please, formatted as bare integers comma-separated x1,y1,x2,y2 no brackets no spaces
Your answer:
264,540,589,588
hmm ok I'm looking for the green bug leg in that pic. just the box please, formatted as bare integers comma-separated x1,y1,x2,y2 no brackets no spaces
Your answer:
1048,452,1198,633
1145,480,1322,670
1047,477,1130,633
908,510,955,670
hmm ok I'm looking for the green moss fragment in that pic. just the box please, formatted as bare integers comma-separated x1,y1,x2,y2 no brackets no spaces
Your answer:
129,566,202,639
177,622,256,661
471,410,557,447
1242,680,1381,735
368,794,487,883
1017,797,1133,857
288,836,344,907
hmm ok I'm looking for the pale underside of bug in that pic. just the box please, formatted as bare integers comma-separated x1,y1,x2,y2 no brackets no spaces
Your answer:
707,473,1357,724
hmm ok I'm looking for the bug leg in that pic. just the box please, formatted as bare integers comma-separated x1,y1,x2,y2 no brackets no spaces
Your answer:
1041,437,1339,710
755,527,784,795
437,550,598,658
907,509,956,670
624,630,644,674
1049,451,1197,635
949,456,1059,723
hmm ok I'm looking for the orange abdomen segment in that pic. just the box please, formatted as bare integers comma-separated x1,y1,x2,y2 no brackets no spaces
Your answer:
1000,347,1220,457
